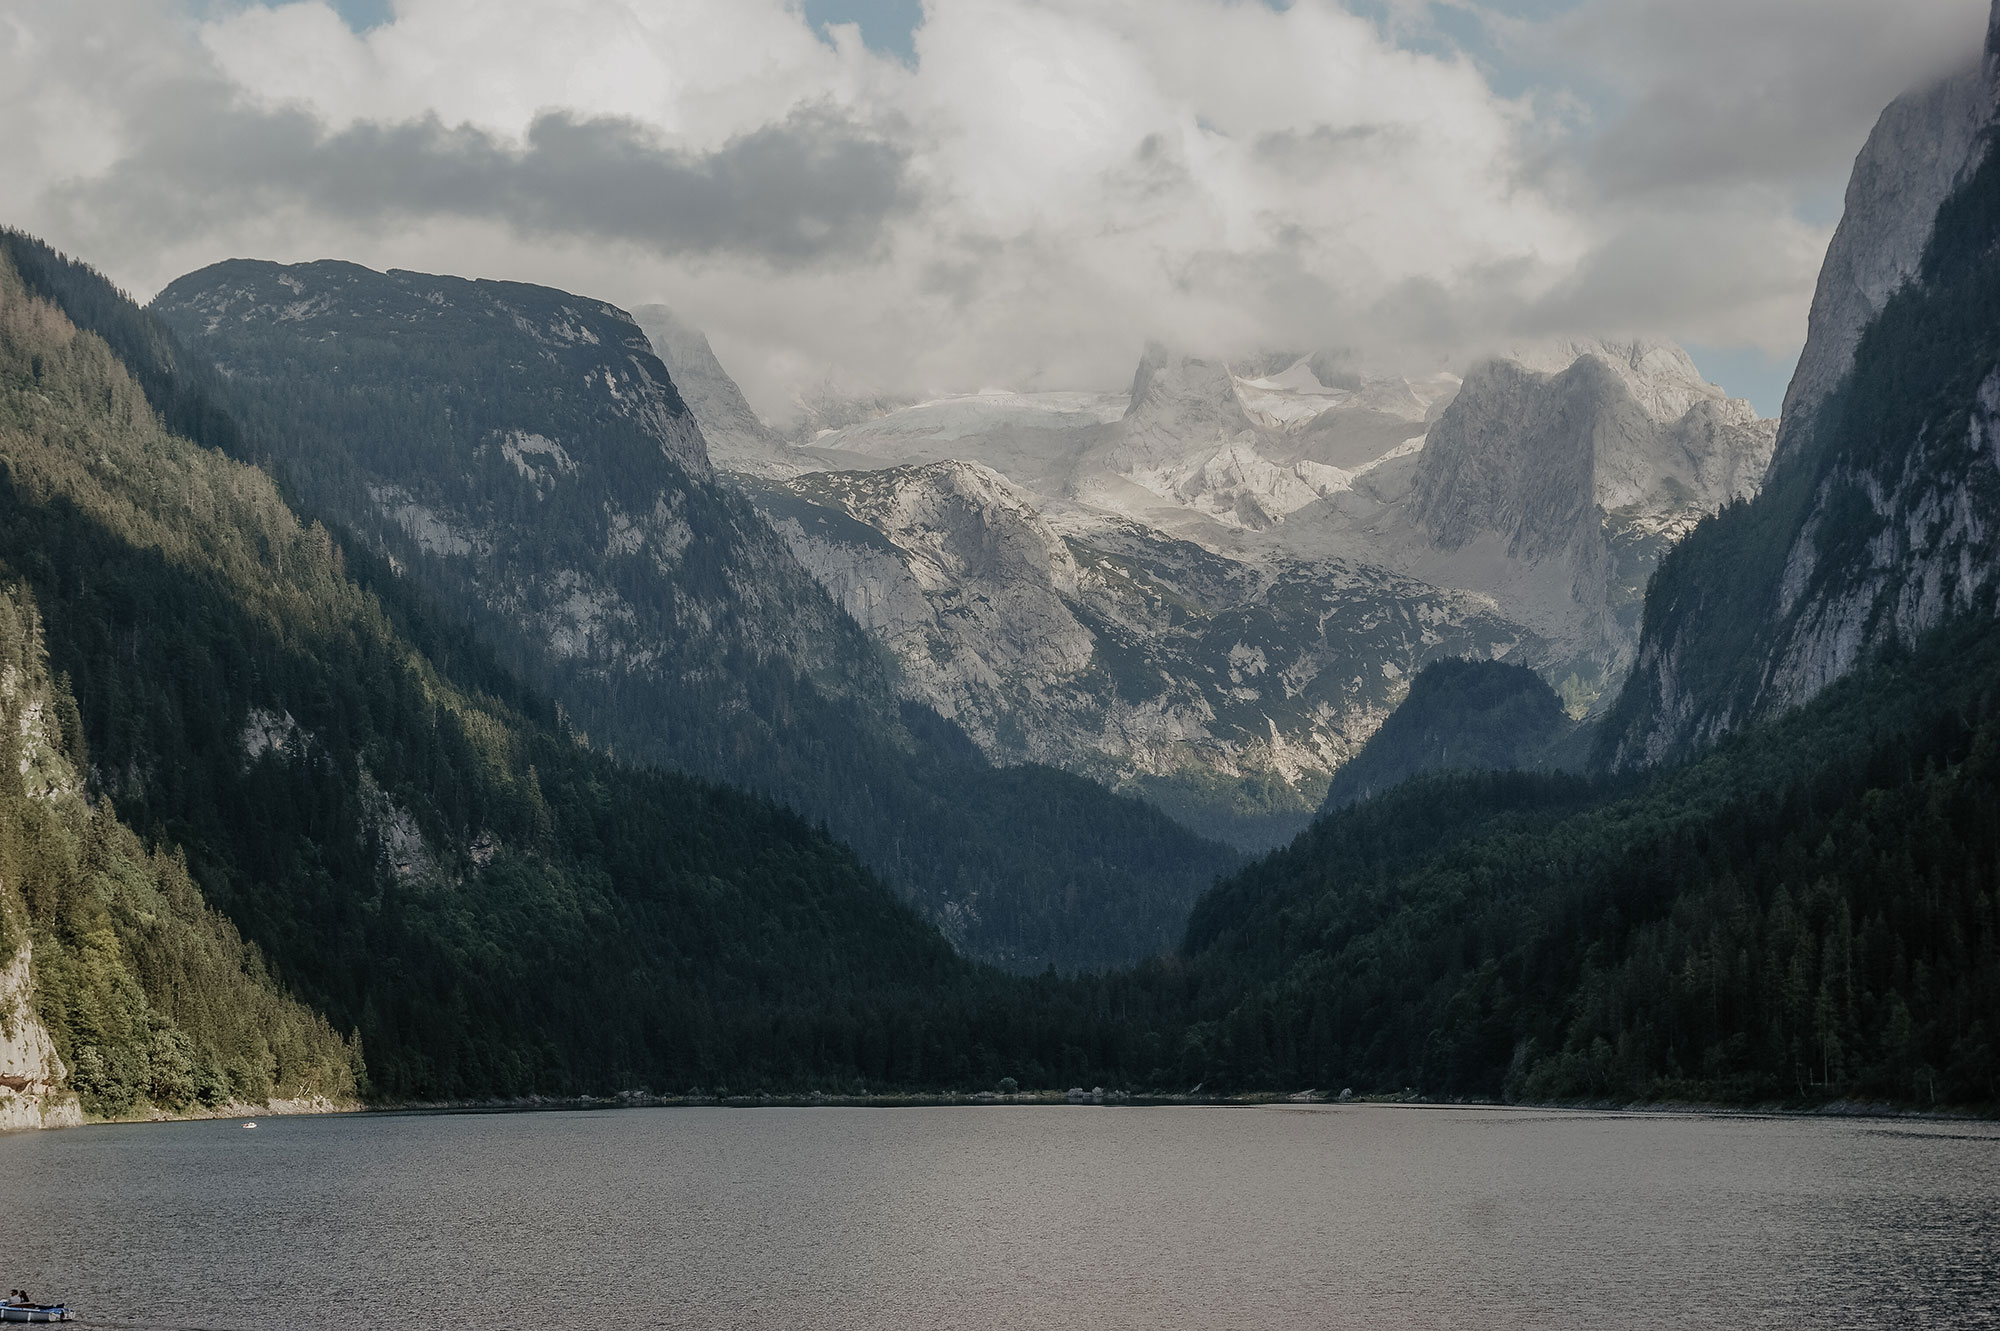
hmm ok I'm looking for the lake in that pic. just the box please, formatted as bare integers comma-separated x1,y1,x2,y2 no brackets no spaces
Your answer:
4,1104,1997,1328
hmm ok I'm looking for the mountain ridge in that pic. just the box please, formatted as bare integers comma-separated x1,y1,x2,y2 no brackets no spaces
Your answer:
151,256,1238,970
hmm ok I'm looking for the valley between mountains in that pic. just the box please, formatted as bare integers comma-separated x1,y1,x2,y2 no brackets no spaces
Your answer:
2,0,1999,1127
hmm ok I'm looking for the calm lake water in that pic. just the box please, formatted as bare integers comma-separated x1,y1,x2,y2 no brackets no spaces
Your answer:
4,1104,1997,1329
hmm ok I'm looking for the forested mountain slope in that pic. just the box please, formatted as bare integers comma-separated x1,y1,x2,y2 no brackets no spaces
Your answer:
138,257,1236,974
1174,617,2000,1106
0,243,1020,1101
7,220,1995,1112
0,584,357,1126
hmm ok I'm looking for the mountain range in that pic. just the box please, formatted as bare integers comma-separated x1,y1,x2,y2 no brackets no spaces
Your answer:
3,0,1999,1124
638,312,1772,845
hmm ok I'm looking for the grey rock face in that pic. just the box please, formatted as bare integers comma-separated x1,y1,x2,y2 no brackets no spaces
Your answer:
630,303,805,478
1110,344,1261,469
1409,344,1773,682
1616,368,2000,771
759,461,1097,726
749,458,1534,846
1775,46,2000,468
1765,368,2000,709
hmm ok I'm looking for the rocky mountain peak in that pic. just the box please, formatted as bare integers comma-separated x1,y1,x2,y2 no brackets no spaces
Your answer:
1774,37,2000,469
163,260,714,481
1123,343,1256,440
1505,337,1720,425
1410,346,1769,563
1410,356,1603,561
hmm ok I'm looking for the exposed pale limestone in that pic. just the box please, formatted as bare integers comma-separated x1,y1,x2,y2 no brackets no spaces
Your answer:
661,306,1766,827
1776,48,2000,468
0,940,83,1133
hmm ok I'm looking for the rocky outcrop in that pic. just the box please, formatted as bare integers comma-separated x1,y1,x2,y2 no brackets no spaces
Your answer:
1775,29,2000,468
0,939,82,1132
1406,342,1774,682
632,303,806,478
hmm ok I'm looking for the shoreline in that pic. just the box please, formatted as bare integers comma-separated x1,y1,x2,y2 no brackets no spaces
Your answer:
11,1089,1993,1135
286,1089,2000,1124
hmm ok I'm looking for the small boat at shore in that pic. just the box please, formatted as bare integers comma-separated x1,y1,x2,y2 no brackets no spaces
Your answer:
0,1305,71,1323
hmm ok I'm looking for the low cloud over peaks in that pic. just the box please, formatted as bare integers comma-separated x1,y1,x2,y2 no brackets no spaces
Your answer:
1,0,1992,413
51,98,915,267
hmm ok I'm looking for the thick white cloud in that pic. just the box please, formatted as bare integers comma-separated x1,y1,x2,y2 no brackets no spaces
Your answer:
0,0,1990,417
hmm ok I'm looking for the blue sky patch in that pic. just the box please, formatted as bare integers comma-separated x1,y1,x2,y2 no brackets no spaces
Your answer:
803,0,924,62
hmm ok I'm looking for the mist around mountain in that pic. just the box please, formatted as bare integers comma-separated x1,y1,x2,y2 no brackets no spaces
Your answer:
649,316,1770,847
146,258,1238,974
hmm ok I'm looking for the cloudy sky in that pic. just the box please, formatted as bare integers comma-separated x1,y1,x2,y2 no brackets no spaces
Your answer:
1,0,1990,418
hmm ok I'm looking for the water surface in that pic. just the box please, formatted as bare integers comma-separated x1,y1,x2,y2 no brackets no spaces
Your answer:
5,1104,1997,1328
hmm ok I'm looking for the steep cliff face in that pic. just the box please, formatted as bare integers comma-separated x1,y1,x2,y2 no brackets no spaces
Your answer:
1775,26,2000,469
0,939,81,1131
630,303,803,478
1407,342,1774,684
1603,24,2000,766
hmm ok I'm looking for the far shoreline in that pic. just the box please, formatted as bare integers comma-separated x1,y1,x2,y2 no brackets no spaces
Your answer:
15,1089,1991,1134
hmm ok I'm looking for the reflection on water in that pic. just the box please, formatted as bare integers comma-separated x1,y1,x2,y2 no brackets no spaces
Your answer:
4,1104,1997,1329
